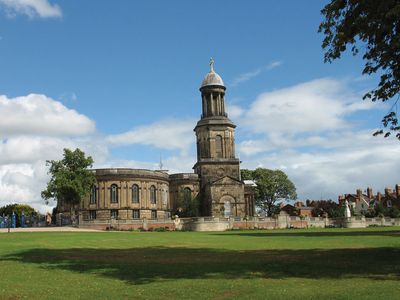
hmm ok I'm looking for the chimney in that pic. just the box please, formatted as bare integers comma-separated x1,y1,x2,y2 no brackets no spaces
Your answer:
396,184,400,199
367,187,373,199
385,187,392,197
356,189,362,202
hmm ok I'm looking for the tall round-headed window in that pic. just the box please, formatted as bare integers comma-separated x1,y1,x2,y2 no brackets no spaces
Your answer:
89,185,97,204
132,184,139,203
110,184,118,203
150,185,157,204
215,135,223,158
183,187,192,202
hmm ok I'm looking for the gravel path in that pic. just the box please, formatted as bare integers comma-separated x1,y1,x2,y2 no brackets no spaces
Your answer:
0,226,103,233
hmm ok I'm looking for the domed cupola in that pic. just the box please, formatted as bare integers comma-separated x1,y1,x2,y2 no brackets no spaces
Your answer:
197,58,228,119
200,58,225,89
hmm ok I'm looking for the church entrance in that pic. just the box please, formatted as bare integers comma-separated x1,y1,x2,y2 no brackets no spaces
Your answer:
224,201,231,217
220,195,235,217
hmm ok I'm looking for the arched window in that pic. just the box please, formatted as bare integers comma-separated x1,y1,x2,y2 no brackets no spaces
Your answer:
183,187,191,203
110,184,118,203
132,184,139,203
215,135,223,158
90,185,97,204
150,185,156,204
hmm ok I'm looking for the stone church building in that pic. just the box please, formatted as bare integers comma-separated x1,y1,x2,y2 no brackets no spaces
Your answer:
57,61,256,223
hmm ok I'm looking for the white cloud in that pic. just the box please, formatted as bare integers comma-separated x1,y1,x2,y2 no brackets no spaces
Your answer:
230,61,282,87
0,0,62,18
0,162,55,213
0,93,107,213
242,132,400,201
106,119,196,154
0,94,95,137
0,135,109,213
226,104,245,119
242,78,376,135
0,136,108,165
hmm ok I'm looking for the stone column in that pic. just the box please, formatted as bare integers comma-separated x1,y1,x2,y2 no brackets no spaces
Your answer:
210,93,214,115
202,95,206,117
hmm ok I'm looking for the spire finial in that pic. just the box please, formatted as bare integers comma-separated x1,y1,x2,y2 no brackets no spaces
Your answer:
209,57,215,72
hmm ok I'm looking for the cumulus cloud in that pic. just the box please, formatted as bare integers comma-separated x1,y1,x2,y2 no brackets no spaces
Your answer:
0,93,106,212
0,162,54,213
226,104,245,119
230,61,282,87
242,78,376,135
0,135,109,212
106,119,196,154
0,0,62,18
0,94,95,137
242,131,400,201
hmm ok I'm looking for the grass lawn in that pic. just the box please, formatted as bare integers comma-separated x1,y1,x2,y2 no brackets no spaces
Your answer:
0,227,400,299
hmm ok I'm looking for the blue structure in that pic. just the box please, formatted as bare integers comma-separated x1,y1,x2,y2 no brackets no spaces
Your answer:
0,215,4,228
11,212,16,228
20,210,25,228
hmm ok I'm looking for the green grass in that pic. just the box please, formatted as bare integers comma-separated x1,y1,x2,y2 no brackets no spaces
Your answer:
0,227,400,299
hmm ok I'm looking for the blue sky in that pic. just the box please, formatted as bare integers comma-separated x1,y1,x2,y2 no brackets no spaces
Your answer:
0,0,399,212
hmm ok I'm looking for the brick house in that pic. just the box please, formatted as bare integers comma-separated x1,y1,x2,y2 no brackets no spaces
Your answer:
339,184,400,215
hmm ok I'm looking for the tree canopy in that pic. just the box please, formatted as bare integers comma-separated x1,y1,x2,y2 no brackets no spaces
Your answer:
241,168,297,216
174,188,200,218
319,0,400,139
306,199,342,218
41,148,96,205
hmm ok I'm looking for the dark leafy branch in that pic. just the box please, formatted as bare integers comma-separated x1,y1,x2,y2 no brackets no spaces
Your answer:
319,0,400,139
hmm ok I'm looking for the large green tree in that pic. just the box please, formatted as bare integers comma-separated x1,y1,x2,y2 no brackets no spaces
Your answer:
319,0,400,139
241,168,297,216
41,148,96,205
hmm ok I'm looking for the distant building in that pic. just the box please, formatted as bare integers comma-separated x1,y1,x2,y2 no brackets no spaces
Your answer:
280,201,313,217
338,184,400,214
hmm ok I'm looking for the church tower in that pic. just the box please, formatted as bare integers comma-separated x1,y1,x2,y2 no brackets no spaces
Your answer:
194,59,245,217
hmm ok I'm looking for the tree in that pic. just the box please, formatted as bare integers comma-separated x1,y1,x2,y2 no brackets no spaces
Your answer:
174,188,200,218
309,199,340,217
41,148,96,206
241,168,297,216
319,0,400,139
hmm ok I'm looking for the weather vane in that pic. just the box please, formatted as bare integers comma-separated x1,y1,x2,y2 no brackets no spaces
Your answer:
209,57,215,72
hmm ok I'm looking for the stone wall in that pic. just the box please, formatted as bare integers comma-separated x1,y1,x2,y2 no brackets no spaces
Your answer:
76,215,400,231
79,218,175,231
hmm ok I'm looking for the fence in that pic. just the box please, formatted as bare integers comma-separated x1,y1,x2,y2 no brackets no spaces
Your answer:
0,214,49,229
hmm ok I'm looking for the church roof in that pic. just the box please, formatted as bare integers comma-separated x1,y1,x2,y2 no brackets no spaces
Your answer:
200,58,225,88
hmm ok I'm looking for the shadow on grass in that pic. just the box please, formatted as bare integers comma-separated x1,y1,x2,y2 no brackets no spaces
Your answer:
3,246,400,284
216,230,400,238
